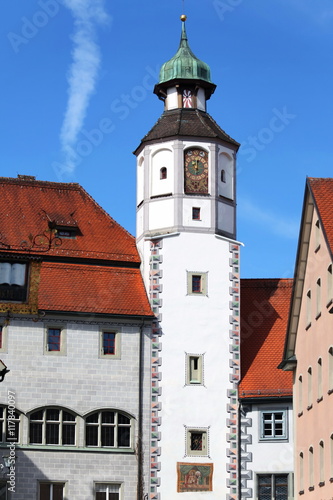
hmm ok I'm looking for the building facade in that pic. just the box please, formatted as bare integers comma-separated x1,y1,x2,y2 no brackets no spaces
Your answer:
280,178,333,499
135,17,241,500
0,176,153,499
240,279,294,500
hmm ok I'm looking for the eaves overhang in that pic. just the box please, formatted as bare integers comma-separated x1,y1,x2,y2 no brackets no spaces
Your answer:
280,181,314,370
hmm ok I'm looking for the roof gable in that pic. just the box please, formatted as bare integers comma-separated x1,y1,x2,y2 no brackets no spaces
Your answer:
308,177,333,259
280,178,333,368
0,177,139,263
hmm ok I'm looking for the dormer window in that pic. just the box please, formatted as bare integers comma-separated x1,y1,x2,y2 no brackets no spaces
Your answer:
0,262,28,302
47,212,79,239
55,228,77,239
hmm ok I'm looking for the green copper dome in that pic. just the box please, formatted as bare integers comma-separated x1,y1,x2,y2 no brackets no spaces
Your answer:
159,20,213,84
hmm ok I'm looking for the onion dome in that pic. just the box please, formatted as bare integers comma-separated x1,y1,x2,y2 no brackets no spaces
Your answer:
154,16,216,100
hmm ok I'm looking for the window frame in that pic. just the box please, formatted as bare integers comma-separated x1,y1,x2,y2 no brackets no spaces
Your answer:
29,407,76,447
256,473,292,500
259,408,288,441
185,353,204,386
38,481,66,500
192,207,201,220
44,326,66,356
0,261,28,303
187,271,208,297
185,427,208,457
85,410,133,449
0,325,8,354
94,482,122,500
99,330,121,359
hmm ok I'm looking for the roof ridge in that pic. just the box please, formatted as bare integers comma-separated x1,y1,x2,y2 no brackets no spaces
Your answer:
196,109,240,145
0,177,81,190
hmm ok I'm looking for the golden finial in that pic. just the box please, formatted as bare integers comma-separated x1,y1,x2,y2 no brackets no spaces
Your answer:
180,14,187,22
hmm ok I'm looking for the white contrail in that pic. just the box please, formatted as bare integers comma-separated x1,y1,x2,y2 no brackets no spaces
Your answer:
60,0,109,174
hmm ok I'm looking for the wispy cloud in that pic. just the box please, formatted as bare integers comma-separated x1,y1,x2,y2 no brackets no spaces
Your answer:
60,0,109,175
238,197,299,239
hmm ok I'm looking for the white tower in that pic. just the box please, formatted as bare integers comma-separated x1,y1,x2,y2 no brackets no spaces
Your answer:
135,17,241,500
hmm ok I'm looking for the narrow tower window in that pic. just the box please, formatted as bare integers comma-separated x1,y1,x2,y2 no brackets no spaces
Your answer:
192,207,201,220
186,354,203,385
192,275,201,293
160,167,167,180
221,169,226,182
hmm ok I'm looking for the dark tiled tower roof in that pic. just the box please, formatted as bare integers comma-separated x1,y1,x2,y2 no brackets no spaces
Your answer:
135,108,239,153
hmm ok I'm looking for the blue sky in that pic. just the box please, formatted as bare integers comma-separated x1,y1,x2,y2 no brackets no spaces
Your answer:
1,0,333,278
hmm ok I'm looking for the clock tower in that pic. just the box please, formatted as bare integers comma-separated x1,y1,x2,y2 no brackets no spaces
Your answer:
135,16,241,500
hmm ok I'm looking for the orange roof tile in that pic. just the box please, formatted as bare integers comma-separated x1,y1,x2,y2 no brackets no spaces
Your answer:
0,177,139,263
239,279,293,399
38,262,152,316
0,176,153,318
308,177,333,256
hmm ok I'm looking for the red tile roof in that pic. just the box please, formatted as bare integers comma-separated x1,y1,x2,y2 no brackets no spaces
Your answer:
38,262,152,316
0,177,139,263
239,279,293,399
0,176,153,318
308,177,333,256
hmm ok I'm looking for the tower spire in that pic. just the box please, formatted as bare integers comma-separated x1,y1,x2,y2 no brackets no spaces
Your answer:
154,14,216,102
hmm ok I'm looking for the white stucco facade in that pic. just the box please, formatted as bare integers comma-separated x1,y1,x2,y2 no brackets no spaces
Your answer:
136,111,241,499
240,401,294,499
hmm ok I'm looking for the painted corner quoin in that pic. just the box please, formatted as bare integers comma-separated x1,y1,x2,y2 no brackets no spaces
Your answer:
149,238,163,500
227,242,241,500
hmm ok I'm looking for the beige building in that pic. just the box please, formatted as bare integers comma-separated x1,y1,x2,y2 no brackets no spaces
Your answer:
280,177,333,498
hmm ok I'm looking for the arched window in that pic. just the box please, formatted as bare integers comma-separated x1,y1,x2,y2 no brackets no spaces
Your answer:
160,167,167,180
85,410,132,448
29,407,76,446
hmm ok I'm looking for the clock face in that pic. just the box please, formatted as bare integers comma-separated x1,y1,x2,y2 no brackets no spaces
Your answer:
184,149,209,194
183,89,193,108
